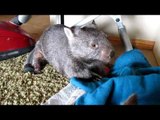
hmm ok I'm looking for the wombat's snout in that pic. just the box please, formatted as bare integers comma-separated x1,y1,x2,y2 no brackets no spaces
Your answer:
100,49,115,63
109,50,115,58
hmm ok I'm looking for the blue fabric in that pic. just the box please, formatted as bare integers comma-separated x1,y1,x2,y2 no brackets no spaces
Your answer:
70,49,160,105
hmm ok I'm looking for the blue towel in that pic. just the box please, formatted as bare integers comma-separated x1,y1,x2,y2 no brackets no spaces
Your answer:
70,49,160,105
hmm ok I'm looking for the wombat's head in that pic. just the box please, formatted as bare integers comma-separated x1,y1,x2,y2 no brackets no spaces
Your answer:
64,21,115,65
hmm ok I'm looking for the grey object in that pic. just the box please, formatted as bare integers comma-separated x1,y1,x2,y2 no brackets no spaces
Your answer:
23,23,114,80
118,27,133,51
10,15,32,26
22,15,132,105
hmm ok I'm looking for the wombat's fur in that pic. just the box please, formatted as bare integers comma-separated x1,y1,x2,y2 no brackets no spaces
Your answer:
24,21,115,81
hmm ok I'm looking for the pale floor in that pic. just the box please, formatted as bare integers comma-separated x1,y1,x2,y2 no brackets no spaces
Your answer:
0,15,158,66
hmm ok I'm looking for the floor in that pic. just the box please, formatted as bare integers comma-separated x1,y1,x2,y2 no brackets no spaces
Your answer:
0,15,158,66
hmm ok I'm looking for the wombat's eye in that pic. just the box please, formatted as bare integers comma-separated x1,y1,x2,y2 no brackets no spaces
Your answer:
90,43,98,48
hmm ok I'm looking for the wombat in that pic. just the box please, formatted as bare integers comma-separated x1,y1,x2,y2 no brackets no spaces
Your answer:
24,21,115,81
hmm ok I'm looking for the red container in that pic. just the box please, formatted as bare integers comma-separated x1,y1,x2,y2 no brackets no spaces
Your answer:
0,21,35,60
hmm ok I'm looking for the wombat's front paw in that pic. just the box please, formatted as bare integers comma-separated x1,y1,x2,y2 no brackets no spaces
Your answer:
77,72,102,82
23,64,34,73
33,63,43,74
34,70,43,74
90,72,102,82
23,63,42,74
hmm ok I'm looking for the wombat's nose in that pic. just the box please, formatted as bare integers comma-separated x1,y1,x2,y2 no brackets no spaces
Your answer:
101,49,115,60
109,50,115,58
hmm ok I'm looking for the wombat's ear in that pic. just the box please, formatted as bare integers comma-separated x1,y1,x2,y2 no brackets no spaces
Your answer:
92,20,97,27
81,20,97,29
64,27,74,40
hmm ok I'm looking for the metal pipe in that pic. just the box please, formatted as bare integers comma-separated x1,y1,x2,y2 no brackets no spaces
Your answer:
118,26,133,51
110,15,133,51
18,15,32,24
10,15,32,26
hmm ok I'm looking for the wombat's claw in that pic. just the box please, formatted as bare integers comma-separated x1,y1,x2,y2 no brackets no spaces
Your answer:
23,64,34,73
91,72,102,81
92,77,101,82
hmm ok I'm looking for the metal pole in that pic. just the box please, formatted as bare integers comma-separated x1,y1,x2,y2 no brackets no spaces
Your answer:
61,15,64,25
110,15,133,51
10,15,32,26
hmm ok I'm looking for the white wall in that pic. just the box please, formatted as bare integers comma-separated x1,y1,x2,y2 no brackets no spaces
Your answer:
63,15,160,41
153,38,160,65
